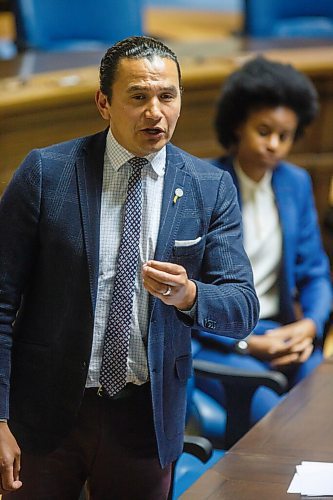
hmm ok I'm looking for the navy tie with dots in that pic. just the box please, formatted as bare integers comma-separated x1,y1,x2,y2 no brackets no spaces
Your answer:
99,157,148,397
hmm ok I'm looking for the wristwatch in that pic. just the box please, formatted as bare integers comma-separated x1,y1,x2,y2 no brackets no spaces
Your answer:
234,339,249,355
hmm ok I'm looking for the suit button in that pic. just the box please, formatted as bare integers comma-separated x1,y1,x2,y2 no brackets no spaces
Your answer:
204,319,216,330
81,361,87,370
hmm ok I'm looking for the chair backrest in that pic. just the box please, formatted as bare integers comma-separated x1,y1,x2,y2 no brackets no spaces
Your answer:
244,0,333,38
12,0,143,51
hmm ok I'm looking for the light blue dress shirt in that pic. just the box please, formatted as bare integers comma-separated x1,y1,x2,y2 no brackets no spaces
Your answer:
86,130,166,387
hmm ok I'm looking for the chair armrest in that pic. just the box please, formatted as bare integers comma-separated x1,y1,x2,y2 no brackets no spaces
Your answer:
183,435,213,463
192,357,288,448
192,331,235,354
193,358,288,395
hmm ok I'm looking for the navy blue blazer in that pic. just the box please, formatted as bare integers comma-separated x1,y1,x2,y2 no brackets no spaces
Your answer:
210,156,332,341
0,131,259,467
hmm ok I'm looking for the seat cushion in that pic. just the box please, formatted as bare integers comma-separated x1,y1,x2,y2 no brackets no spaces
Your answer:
173,449,224,499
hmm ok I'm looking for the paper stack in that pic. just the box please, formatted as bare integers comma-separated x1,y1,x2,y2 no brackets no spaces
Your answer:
288,461,333,496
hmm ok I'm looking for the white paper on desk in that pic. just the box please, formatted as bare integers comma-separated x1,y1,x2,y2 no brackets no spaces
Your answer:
301,461,333,469
288,461,333,496
287,472,302,493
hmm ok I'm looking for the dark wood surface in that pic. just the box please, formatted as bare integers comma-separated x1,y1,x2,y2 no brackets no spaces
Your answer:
181,357,333,499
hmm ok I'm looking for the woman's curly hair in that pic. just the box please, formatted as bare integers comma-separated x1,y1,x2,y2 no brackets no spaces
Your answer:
215,56,319,149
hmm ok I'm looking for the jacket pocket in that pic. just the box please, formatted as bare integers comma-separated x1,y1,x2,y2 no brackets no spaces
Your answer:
173,235,205,257
175,354,193,382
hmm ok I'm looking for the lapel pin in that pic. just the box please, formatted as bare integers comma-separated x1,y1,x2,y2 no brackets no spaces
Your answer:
173,188,184,204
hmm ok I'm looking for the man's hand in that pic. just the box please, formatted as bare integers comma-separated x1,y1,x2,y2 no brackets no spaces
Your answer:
247,318,316,368
142,260,197,310
0,422,22,493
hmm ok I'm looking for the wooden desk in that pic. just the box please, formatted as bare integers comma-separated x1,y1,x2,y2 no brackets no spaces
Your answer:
145,8,242,41
181,357,333,499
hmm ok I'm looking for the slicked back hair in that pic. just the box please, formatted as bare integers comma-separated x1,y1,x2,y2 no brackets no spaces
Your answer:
99,35,182,102
215,56,319,149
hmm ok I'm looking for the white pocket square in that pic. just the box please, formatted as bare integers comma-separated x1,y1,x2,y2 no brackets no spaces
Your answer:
174,237,202,248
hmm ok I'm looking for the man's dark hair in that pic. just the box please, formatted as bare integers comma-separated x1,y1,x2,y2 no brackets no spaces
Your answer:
215,56,319,149
99,35,182,101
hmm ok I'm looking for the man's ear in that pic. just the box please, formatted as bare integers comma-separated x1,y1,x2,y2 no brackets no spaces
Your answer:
95,90,111,120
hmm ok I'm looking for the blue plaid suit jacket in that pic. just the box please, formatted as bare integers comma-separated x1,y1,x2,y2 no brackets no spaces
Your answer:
0,130,258,466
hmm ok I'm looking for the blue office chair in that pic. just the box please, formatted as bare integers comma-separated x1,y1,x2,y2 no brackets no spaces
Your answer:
0,38,16,59
192,356,288,449
189,338,288,450
171,435,223,499
171,339,287,498
244,0,333,38
170,340,225,499
12,0,143,52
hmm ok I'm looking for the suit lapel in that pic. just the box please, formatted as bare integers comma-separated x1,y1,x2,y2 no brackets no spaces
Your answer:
149,144,191,317
272,165,294,317
154,144,191,262
76,130,107,311
219,157,242,208
272,166,293,250
229,158,294,319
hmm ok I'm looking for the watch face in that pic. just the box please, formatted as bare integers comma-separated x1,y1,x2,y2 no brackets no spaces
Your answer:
236,340,249,354
238,340,248,350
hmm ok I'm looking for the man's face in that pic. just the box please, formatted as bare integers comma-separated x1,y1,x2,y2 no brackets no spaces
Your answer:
96,56,181,156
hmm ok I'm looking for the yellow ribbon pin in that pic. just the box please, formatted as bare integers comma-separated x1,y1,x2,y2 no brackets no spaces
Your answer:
173,188,184,204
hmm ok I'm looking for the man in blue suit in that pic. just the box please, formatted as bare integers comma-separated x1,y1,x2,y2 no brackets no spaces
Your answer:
195,56,332,425
0,36,258,498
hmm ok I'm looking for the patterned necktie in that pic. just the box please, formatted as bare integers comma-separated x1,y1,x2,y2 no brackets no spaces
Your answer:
99,157,148,397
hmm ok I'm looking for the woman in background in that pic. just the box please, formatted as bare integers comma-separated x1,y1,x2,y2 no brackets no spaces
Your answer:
194,56,332,423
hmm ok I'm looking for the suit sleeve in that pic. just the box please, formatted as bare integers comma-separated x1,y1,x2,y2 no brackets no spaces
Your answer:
188,171,259,339
0,151,41,418
295,172,332,339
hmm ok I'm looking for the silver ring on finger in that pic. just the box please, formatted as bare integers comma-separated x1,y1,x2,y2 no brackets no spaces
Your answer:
162,286,172,296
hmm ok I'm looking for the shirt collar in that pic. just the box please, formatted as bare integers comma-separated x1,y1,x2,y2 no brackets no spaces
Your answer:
105,129,166,177
234,159,272,195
